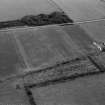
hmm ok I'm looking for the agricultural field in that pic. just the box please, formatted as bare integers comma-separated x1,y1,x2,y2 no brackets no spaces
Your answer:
0,0,61,22
0,31,26,79
1,0,105,104
89,52,105,70
10,25,81,71
0,24,95,79
23,57,99,85
80,20,105,42
30,73,105,105
0,24,98,75
0,79,29,105
0,24,105,105
0,23,100,79
52,0,105,22
61,25,97,54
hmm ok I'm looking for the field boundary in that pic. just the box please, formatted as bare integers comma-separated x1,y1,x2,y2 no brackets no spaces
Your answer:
0,52,103,82
23,53,105,105
24,86,37,105
0,18,105,32
22,53,105,88
23,56,98,87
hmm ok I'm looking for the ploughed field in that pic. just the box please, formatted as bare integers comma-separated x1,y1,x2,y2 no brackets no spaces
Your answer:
0,24,97,80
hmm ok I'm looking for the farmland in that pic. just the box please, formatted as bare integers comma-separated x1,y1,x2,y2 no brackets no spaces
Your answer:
0,23,99,77
31,73,105,105
80,20,105,42
23,57,99,86
10,25,81,70
0,31,26,79
53,0,105,22
0,0,105,105
0,79,30,105
0,21,105,105
0,0,61,22
61,25,97,54
0,24,86,80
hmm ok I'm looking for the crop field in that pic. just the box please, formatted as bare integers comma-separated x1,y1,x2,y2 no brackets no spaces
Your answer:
89,52,105,70
0,24,100,78
30,73,105,105
0,25,105,105
61,25,97,54
52,0,105,22
0,24,92,79
23,56,98,85
80,20,105,42
96,52,105,67
0,31,26,79
0,79,30,105
54,0,105,22
10,25,81,70
0,0,61,22
23,54,101,105
1,0,105,104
